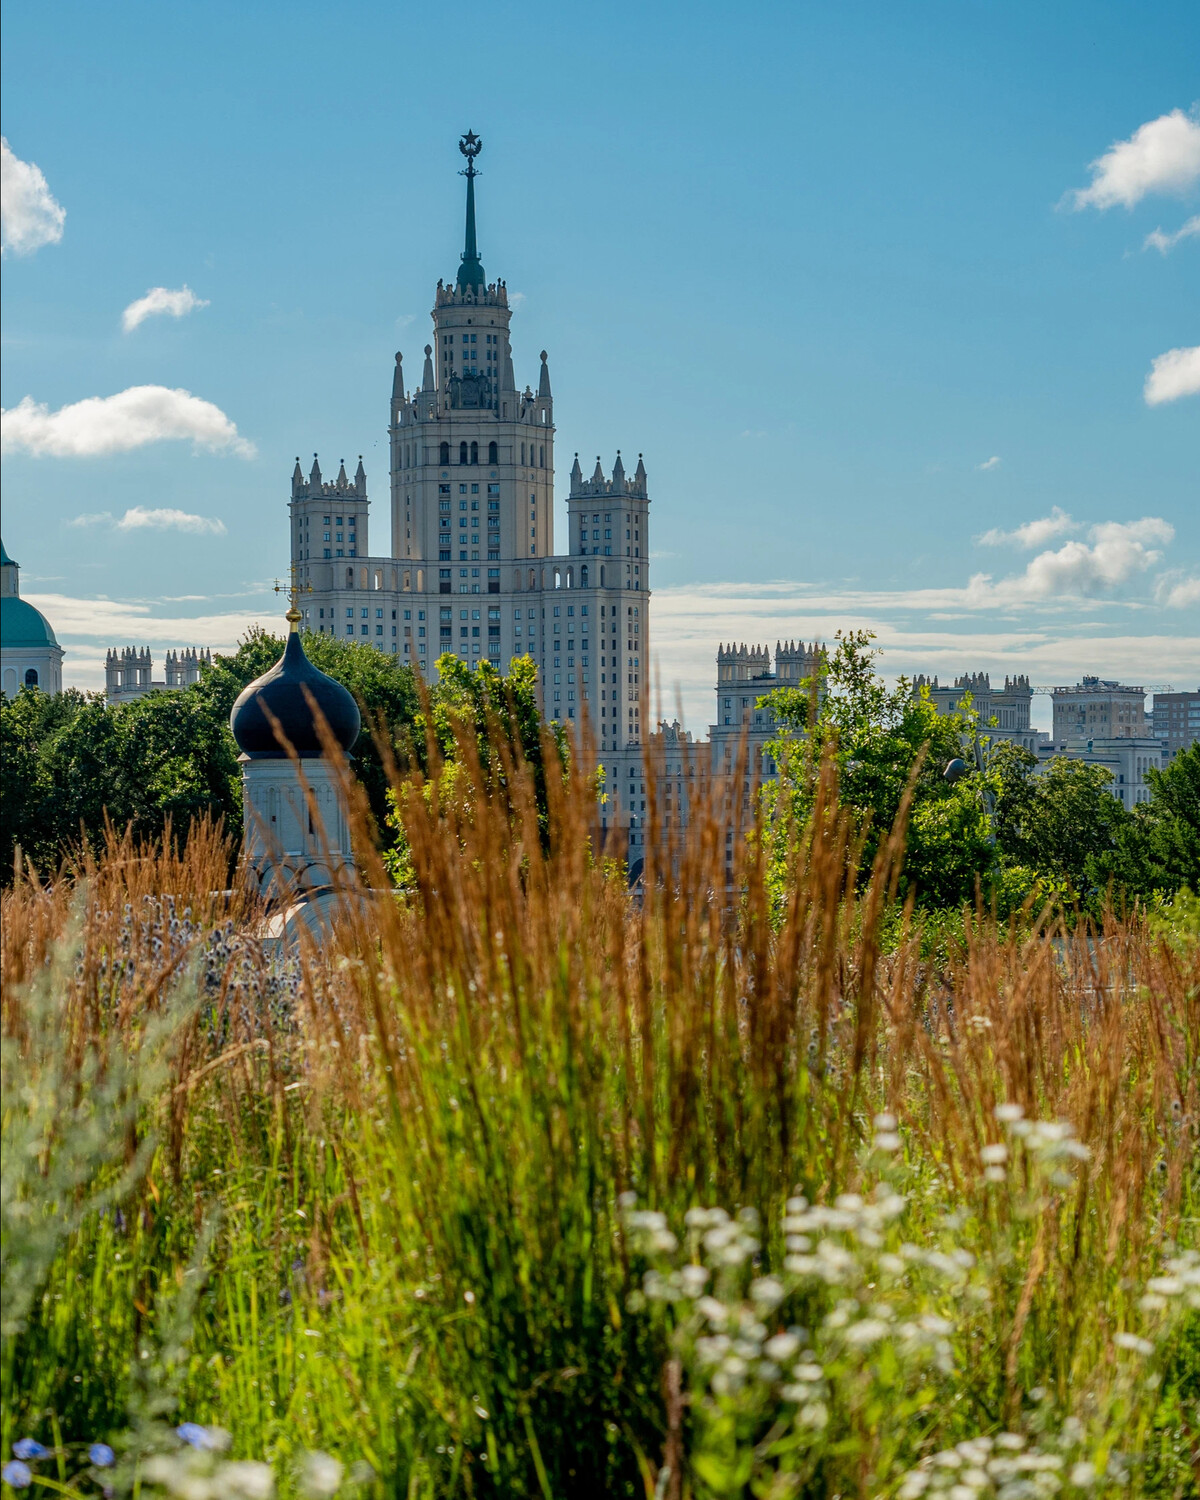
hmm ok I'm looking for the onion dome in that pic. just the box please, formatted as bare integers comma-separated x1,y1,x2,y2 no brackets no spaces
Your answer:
1,538,59,647
230,613,360,759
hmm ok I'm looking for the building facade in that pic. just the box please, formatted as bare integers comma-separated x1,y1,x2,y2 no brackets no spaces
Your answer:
1052,677,1146,741
1035,735,1165,811
1150,689,1200,761
289,133,652,845
1,538,64,696
912,673,1037,751
105,646,211,704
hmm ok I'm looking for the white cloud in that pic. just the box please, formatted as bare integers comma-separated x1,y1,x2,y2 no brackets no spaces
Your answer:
24,595,276,693
977,455,1001,471
968,519,1174,607
977,507,1077,549
1144,345,1200,405
121,285,210,333
118,506,226,535
1,136,66,256
1071,107,1200,210
1143,214,1200,253
647,581,1199,732
1155,574,1200,610
1,385,256,458
69,507,227,536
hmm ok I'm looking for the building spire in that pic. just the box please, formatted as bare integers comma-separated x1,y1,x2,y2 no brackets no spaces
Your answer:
456,131,485,292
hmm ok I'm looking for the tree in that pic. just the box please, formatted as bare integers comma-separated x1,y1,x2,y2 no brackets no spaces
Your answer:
990,743,1130,902
0,629,421,881
1092,742,1200,898
758,630,992,908
383,653,567,882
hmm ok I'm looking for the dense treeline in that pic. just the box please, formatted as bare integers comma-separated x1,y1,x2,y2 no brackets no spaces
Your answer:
2,626,1197,909
0,630,420,877
759,630,1200,915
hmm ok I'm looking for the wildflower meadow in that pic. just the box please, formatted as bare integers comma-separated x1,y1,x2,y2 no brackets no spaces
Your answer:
2,723,1198,1498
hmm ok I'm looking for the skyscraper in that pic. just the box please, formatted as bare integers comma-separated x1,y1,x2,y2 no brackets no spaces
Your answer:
289,133,650,789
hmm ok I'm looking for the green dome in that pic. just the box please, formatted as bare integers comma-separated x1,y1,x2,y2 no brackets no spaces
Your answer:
1,594,60,649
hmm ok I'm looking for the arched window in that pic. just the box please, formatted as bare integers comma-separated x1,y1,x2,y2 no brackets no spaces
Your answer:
488,440,498,464
470,441,479,465
581,566,589,587
459,441,468,465
520,442,526,465
440,441,450,465
24,668,39,688
539,445,545,467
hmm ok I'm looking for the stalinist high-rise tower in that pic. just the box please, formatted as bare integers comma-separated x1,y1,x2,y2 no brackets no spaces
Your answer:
289,132,650,770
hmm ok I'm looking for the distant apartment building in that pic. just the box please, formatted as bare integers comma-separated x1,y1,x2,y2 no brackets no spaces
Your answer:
710,640,824,777
1051,677,1146,741
912,672,1037,751
1150,689,1200,760
105,647,212,705
1036,734,1165,811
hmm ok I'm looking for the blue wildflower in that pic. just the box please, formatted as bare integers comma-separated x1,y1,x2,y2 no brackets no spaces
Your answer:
2,1460,32,1488
89,1443,116,1468
176,1423,212,1449
11,1440,47,1460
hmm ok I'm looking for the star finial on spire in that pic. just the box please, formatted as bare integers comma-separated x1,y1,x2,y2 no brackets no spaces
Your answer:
458,130,482,173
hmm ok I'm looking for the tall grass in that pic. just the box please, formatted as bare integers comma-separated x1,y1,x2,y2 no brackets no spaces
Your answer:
1,726,1197,1497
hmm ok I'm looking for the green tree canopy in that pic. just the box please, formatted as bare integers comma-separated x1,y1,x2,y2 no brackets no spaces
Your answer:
0,629,420,879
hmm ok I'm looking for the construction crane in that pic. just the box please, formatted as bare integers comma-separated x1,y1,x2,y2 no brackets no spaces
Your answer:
1028,684,1174,695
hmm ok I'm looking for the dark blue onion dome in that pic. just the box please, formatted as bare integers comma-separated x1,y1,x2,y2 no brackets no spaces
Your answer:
230,613,360,759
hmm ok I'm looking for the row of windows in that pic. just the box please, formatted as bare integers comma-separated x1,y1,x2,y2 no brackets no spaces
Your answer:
440,440,500,466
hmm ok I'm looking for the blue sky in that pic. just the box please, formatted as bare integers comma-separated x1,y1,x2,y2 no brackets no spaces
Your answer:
2,0,1197,729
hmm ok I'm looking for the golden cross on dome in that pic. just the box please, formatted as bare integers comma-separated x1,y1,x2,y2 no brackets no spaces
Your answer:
274,565,313,633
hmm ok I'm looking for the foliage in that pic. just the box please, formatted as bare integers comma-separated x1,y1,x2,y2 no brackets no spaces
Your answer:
759,629,994,910
382,652,567,882
1094,742,1200,899
759,637,1196,917
3,740,1197,1497
0,630,420,880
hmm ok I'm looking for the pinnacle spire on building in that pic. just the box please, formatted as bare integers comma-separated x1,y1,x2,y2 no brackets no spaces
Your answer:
456,131,485,292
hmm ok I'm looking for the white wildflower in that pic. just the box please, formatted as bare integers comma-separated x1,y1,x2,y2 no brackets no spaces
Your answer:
1114,1331,1154,1356
981,1143,1009,1165
764,1332,801,1363
300,1451,343,1496
844,1317,889,1347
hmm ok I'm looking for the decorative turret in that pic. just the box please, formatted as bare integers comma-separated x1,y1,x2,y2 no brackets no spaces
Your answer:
290,455,367,500
570,453,583,491
538,351,551,398
592,456,605,486
392,351,404,402
634,454,647,495
611,451,625,488
422,344,435,392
